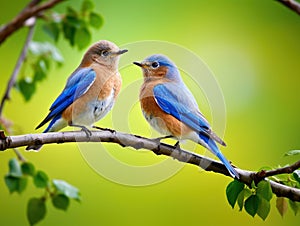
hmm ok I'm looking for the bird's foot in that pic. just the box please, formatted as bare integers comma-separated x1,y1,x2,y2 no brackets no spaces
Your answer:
174,141,182,155
151,135,173,151
174,141,181,150
173,141,185,161
70,124,92,138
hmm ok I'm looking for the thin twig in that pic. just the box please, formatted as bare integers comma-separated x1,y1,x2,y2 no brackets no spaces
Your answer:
0,18,36,117
0,129,299,202
256,160,300,180
13,148,26,162
276,0,300,15
0,0,64,44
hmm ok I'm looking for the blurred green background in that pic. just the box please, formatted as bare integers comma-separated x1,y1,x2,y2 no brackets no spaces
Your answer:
1,0,300,225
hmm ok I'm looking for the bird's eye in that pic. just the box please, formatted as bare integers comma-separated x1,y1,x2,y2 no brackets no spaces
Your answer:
101,50,109,57
151,61,159,69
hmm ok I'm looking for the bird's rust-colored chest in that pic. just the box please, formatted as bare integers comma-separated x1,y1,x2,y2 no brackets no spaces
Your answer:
139,79,193,137
87,65,122,100
62,65,122,123
139,80,163,116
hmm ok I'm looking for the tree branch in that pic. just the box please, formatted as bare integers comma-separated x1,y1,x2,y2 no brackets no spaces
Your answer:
277,0,300,15
0,129,299,202
0,18,36,117
256,160,300,180
0,0,64,44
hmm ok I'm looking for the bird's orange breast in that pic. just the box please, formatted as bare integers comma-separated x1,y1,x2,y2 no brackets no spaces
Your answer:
139,79,192,137
62,65,122,123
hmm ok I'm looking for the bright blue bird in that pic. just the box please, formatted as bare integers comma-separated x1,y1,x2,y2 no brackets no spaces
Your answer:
134,54,239,178
26,40,127,150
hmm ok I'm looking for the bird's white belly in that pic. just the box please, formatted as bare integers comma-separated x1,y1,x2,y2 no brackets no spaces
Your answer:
73,90,115,126
142,110,171,136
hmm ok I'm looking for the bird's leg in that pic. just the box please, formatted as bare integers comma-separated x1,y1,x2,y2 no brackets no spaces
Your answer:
69,123,92,138
173,141,185,160
151,135,174,153
174,140,181,149
151,135,174,144
92,125,115,133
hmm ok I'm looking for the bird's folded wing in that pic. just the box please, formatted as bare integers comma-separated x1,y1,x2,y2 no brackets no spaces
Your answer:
36,67,96,129
153,83,226,146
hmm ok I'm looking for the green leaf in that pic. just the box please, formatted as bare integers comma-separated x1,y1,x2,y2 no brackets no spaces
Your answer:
18,77,36,102
74,27,91,50
293,170,300,183
89,12,103,29
18,177,28,194
67,6,78,18
33,171,49,188
42,22,60,42
276,197,288,217
65,15,83,28
27,197,46,226
237,189,251,211
256,181,272,201
4,175,19,193
226,179,245,208
62,22,76,46
33,59,47,82
21,162,35,176
237,190,244,211
257,197,270,220
8,158,22,177
53,179,81,201
244,195,259,217
81,0,94,13
284,150,300,156
5,175,28,194
289,199,299,216
52,194,70,211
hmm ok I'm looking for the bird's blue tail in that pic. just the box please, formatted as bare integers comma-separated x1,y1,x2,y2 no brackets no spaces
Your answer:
204,136,239,179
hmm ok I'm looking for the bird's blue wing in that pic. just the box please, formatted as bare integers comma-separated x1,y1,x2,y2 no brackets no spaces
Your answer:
50,67,96,110
153,83,225,146
153,83,210,131
153,83,236,177
36,67,96,129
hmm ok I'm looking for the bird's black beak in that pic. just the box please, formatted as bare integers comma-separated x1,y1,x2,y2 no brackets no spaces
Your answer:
133,62,143,67
116,49,128,55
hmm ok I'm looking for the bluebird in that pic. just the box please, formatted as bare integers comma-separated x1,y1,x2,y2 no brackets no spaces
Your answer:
133,54,239,178
26,40,127,150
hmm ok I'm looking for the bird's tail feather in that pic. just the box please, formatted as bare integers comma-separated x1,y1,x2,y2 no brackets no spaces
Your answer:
206,138,239,179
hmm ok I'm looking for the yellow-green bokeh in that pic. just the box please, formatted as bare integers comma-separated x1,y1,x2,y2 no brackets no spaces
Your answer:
1,0,300,225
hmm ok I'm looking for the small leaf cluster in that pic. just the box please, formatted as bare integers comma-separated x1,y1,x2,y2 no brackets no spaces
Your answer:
15,0,103,102
43,0,103,50
271,150,300,216
270,170,300,217
226,179,300,220
4,158,81,226
226,180,273,220
16,41,63,101
226,150,300,220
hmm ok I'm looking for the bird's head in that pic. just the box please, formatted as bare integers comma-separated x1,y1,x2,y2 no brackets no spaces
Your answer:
81,40,127,68
133,54,181,81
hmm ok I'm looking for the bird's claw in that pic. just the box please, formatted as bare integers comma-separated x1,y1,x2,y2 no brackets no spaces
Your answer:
69,123,92,138
173,141,184,160
82,127,92,138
